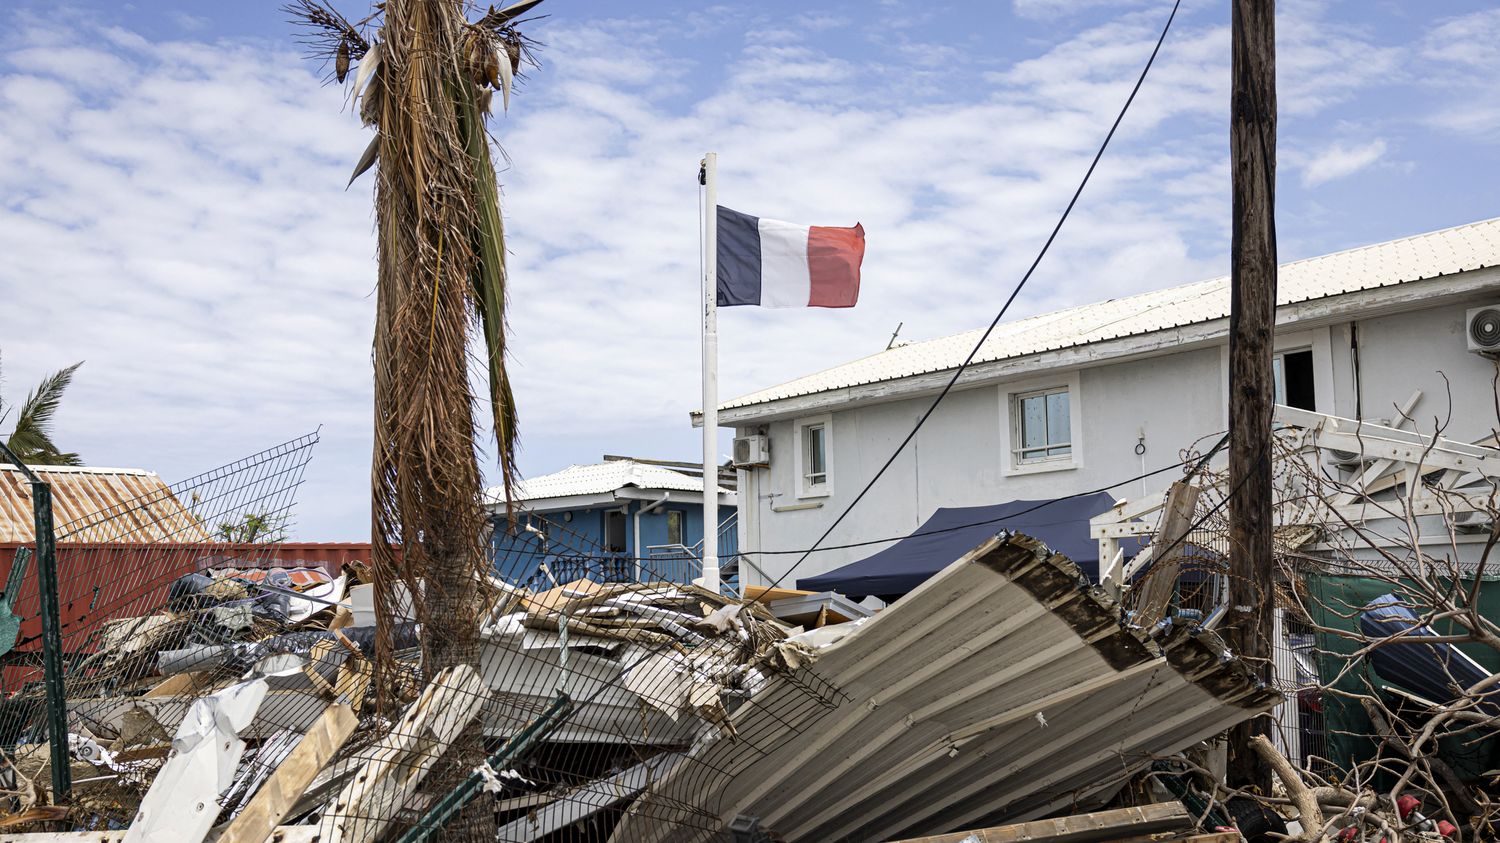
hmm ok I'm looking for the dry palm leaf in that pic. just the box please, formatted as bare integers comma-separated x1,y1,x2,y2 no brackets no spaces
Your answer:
495,45,513,111
348,135,379,187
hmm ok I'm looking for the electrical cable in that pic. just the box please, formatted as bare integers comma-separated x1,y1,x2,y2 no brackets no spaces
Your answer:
755,0,1184,596
515,0,1212,742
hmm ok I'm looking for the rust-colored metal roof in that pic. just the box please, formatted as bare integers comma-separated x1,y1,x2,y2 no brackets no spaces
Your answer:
0,465,210,543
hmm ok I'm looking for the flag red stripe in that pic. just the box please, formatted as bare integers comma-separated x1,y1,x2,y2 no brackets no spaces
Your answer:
806,223,865,308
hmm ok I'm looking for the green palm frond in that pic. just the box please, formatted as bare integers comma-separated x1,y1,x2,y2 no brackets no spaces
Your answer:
6,362,83,466
456,74,519,500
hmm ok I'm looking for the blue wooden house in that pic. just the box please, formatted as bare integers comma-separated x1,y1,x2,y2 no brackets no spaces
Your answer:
486,456,738,588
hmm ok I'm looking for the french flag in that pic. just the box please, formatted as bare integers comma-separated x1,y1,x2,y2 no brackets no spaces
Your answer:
716,206,865,308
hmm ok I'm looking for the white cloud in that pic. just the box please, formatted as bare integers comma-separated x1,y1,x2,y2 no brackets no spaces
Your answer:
1300,139,1387,187
1418,9,1500,139
1011,0,1148,22
1421,8,1500,68
0,2,1460,538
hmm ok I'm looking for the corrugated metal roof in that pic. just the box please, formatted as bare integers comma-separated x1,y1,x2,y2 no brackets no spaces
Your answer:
0,464,209,543
723,216,1500,411
612,533,1279,842
488,460,732,505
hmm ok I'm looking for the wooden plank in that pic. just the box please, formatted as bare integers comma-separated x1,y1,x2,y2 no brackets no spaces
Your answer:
319,664,486,843
143,671,219,699
1131,482,1201,627
218,703,358,843
739,585,812,603
885,802,1192,843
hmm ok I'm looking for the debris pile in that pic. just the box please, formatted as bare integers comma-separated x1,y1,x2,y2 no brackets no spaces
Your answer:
0,532,1285,842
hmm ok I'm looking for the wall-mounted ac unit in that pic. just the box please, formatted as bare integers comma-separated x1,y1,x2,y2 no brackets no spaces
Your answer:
1466,306,1500,354
733,433,770,468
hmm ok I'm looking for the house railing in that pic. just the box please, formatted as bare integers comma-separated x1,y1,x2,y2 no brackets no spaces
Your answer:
641,544,702,585
639,513,740,594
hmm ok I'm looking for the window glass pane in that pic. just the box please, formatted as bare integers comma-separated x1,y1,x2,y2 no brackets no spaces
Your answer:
1272,356,1286,406
805,425,825,479
1021,395,1046,449
667,510,683,545
1046,391,1069,446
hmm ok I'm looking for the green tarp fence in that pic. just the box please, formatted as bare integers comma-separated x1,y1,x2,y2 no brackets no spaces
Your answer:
1305,571,1500,782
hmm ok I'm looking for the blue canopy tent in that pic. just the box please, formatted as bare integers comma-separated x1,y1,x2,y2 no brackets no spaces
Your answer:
1359,594,1500,717
797,492,1123,602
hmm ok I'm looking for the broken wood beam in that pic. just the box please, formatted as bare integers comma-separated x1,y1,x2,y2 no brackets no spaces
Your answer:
883,802,1193,843
318,664,486,843
217,703,359,843
1131,481,1201,626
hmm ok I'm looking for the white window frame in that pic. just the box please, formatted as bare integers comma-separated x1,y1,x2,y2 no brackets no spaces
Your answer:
794,414,833,498
1000,372,1082,476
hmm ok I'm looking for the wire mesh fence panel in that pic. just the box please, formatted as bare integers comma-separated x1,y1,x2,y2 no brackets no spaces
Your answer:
0,433,319,825
0,455,846,840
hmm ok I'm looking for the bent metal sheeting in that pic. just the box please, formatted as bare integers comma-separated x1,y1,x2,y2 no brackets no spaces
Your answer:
610,533,1280,843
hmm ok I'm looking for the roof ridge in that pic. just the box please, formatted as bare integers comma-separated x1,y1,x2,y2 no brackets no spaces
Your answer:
721,215,1500,411
1276,215,1500,269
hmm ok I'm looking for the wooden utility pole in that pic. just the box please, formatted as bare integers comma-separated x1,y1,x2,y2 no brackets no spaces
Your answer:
1226,0,1277,788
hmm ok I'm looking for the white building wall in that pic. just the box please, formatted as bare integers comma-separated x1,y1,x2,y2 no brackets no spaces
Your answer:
1351,304,1500,440
735,294,1500,589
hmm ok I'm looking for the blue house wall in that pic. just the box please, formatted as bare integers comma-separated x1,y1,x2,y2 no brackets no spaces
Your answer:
491,500,736,587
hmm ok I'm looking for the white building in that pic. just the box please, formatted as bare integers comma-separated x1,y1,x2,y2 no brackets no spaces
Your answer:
703,217,1500,589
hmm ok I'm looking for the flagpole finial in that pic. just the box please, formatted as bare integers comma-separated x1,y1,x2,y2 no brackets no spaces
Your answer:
698,162,707,186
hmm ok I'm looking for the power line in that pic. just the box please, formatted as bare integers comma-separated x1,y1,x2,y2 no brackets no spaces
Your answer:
757,0,1185,594
507,0,1195,740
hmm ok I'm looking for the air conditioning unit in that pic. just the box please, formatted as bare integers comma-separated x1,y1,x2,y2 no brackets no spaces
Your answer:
1466,306,1500,354
733,433,770,468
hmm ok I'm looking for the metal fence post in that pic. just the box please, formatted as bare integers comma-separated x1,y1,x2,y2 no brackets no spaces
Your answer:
0,443,71,800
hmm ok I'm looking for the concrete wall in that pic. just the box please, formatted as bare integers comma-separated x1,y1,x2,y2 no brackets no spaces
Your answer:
736,295,1500,588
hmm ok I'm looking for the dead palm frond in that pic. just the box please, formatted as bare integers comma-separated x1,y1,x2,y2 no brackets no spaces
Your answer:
288,0,541,729
1,360,83,467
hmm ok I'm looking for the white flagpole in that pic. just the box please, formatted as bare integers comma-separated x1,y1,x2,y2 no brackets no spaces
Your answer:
700,153,720,593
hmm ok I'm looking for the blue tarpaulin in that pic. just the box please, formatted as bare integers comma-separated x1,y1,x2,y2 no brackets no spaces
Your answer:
1360,594,1500,716
797,492,1120,602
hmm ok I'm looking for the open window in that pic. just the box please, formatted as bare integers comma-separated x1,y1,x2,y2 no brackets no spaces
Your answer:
604,510,626,552
794,414,832,498
666,510,684,546
1274,349,1316,412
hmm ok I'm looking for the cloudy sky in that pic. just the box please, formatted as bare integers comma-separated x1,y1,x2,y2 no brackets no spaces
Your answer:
1,0,1496,539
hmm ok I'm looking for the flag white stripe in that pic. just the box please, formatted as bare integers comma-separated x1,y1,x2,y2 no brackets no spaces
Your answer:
756,218,812,307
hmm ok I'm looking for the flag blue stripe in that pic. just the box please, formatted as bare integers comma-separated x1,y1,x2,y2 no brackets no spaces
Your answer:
716,206,762,306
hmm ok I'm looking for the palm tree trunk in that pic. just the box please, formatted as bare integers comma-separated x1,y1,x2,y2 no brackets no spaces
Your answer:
368,1,500,836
